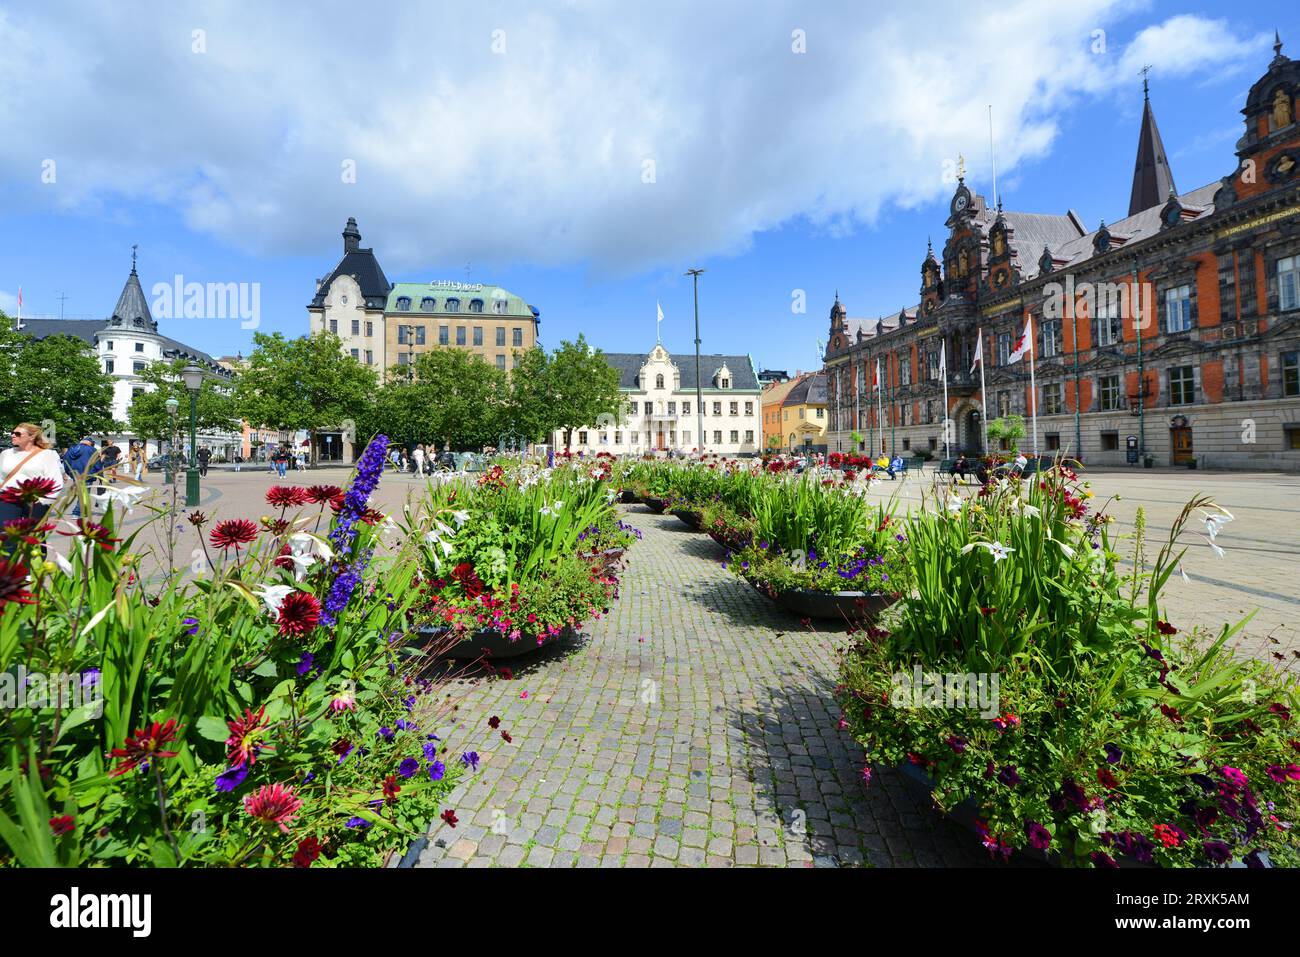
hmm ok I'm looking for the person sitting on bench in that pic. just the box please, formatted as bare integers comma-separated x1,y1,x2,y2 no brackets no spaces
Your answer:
952,454,969,484
887,454,904,480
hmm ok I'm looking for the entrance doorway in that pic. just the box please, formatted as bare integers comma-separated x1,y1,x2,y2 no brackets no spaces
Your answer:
963,409,984,455
656,429,665,450
1171,426,1193,465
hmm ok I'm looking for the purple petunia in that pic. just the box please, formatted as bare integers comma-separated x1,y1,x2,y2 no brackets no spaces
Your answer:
398,757,420,778
1024,821,1052,850
428,760,446,782
461,751,480,771
1104,743,1122,765
215,765,249,793
296,651,315,676
345,816,371,829
423,742,440,761
996,765,1021,787
182,617,200,636
1202,840,1233,864
377,727,394,741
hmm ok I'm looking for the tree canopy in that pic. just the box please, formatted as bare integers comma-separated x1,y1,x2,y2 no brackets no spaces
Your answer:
126,358,241,443
0,312,115,447
232,331,377,459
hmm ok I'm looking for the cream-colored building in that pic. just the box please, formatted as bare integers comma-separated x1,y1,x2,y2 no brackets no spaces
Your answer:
307,218,541,378
555,343,762,455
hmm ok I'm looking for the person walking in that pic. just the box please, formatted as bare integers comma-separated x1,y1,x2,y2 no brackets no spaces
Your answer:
272,446,289,478
98,438,122,483
126,441,145,482
2,423,65,553
412,443,426,477
197,446,212,477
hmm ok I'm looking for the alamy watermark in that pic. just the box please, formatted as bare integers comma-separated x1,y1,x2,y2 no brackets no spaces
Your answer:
151,275,260,329
1,666,103,717
889,665,999,718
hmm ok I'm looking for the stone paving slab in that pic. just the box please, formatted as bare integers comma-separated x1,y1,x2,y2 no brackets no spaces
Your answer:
414,506,994,868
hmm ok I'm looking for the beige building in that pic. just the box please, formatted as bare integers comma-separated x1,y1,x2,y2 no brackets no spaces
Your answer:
307,218,541,378
555,343,763,455
384,282,538,373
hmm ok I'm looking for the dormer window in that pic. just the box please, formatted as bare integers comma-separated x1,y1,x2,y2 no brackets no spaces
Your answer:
397,297,411,311
656,374,665,389
470,299,484,313
494,298,508,314
421,297,436,312
721,378,730,389
445,298,460,313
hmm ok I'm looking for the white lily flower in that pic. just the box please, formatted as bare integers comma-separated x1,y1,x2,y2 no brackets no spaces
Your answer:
1021,503,1040,519
450,510,470,527
987,542,1014,562
55,551,75,576
281,551,317,581
288,532,334,561
1178,563,1191,584
253,584,294,618
946,495,965,514
1206,538,1225,558
1050,538,1075,559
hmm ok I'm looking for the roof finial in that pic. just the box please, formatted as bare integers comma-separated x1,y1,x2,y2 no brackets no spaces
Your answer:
1275,30,1283,58
956,154,966,181
131,244,138,274
1140,64,1152,99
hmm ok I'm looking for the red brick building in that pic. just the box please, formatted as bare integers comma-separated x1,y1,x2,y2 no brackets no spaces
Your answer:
826,36,1300,469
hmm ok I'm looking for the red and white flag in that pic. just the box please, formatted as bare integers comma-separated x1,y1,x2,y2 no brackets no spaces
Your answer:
1007,316,1034,365
872,358,881,391
969,330,983,372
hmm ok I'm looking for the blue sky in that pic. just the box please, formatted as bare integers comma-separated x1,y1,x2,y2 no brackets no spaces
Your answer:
0,1,1291,373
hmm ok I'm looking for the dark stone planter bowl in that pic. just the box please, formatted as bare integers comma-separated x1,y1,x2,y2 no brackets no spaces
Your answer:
618,489,639,504
672,508,703,530
773,588,897,622
707,526,750,552
640,495,669,514
420,624,578,660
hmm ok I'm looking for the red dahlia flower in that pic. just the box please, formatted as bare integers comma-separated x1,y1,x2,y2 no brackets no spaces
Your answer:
107,718,183,777
0,560,35,606
209,519,259,550
383,775,402,804
225,706,271,768
440,809,458,827
292,836,323,867
49,815,75,836
243,782,303,833
304,485,344,504
58,520,120,551
2,518,56,545
266,486,310,508
277,591,321,637
0,476,59,505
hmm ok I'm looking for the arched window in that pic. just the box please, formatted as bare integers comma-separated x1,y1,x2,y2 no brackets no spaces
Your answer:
493,298,508,314
396,297,411,311
420,297,436,312
655,374,665,389
470,299,484,313
445,298,460,313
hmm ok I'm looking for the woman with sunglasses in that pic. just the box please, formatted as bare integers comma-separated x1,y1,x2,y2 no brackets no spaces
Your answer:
1,422,66,529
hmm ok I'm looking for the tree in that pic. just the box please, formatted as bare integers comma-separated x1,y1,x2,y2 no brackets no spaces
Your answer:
233,331,377,462
0,312,115,447
546,335,623,450
365,350,507,451
505,346,556,443
987,414,1026,454
127,358,240,446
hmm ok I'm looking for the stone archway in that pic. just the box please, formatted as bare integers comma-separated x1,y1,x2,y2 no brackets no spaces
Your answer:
951,401,984,455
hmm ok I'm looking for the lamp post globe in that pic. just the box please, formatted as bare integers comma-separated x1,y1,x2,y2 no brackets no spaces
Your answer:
181,364,204,507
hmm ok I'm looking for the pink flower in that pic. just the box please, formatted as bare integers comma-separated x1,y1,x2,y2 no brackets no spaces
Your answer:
861,765,872,786
331,690,356,712
1222,766,1249,791
520,690,529,699
243,783,303,833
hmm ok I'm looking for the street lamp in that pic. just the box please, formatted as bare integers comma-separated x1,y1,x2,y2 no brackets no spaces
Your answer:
181,364,204,507
164,396,179,484
686,268,705,456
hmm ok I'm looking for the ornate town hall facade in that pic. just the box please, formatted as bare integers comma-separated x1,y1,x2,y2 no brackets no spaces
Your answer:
825,38,1300,469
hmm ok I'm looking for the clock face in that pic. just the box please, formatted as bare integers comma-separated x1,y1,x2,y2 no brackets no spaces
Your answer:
954,194,969,211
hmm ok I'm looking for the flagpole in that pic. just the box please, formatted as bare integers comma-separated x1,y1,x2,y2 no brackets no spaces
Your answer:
1028,317,1039,456
976,328,988,454
941,341,950,460
876,359,884,458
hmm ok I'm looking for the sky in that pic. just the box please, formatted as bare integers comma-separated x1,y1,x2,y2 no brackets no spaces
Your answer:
0,0,1292,373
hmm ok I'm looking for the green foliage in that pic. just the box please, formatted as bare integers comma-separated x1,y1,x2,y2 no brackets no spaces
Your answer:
368,348,507,451
233,331,376,455
548,335,623,446
0,312,115,443
126,358,240,442
987,414,1026,453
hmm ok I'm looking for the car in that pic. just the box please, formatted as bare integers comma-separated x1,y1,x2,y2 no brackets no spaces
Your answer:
147,452,186,472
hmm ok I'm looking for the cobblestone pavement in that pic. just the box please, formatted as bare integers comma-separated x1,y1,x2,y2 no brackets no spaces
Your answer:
412,506,993,868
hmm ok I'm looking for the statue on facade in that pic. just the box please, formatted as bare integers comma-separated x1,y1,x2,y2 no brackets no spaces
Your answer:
1274,88,1293,130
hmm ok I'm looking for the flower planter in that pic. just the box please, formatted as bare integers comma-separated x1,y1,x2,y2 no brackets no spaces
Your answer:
707,525,750,552
420,624,578,660
893,759,1269,869
618,489,639,504
639,495,669,513
772,587,897,622
672,508,703,530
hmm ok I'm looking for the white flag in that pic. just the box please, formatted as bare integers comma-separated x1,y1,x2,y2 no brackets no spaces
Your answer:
873,358,882,392
938,341,947,378
969,331,982,373
1007,316,1034,364
656,301,664,340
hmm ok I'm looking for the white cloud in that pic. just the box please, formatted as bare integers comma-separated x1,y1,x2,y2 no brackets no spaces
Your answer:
0,2,1270,276
0,291,17,314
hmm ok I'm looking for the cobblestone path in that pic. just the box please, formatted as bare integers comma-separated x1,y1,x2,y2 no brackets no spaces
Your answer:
411,506,991,868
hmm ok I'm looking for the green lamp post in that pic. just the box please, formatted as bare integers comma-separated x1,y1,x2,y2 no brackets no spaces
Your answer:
181,364,205,507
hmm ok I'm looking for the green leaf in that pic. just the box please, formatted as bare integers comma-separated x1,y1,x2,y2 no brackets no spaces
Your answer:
195,715,231,743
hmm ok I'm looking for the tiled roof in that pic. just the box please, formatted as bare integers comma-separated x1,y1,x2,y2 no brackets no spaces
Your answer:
602,350,760,391
782,372,827,407
13,318,104,344
386,282,534,318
